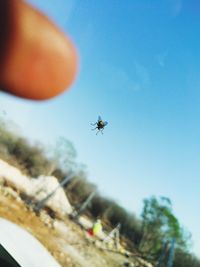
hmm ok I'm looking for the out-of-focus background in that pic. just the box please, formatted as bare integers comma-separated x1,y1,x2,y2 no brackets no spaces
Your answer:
0,0,200,266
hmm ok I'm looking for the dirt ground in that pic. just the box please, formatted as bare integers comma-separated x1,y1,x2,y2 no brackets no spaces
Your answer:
0,185,138,267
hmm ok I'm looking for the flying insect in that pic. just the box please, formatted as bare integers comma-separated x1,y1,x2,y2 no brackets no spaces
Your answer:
91,116,108,135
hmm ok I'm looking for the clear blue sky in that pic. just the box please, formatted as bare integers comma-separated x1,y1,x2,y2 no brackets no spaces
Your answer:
1,0,200,257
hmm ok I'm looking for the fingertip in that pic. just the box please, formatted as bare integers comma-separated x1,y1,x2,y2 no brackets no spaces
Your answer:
0,0,78,101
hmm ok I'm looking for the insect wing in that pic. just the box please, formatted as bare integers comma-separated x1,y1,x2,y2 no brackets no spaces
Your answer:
98,115,102,122
104,121,108,126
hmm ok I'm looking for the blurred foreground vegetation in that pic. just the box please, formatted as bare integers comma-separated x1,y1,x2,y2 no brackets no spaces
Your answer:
0,116,199,267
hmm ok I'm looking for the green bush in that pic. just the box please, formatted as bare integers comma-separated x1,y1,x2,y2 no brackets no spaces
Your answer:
173,249,200,267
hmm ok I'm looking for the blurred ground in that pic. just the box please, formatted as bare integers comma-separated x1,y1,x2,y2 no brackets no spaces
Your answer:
0,185,135,267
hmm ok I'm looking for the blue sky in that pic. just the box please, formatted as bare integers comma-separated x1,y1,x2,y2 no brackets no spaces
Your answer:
1,0,200,257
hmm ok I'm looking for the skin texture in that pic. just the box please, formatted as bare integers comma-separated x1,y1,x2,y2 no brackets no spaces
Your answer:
0,0,78,100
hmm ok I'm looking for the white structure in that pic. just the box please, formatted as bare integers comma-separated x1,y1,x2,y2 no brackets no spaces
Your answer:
0,159,72,215
0,218,61,267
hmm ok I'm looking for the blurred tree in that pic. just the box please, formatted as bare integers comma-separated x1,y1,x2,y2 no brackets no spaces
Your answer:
173,248,200,267
47,136,77,174
139,196,191,259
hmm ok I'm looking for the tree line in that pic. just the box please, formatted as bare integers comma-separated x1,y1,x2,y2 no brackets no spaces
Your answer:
0,116,199,266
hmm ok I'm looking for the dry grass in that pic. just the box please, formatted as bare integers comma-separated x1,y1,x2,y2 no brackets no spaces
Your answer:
0,185,130,267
